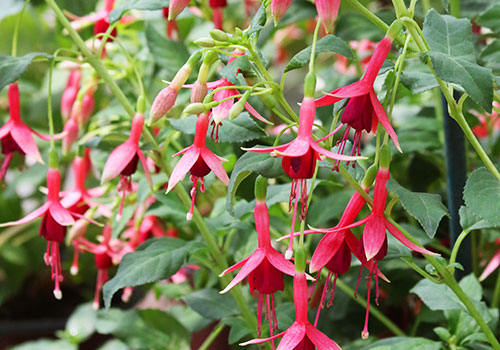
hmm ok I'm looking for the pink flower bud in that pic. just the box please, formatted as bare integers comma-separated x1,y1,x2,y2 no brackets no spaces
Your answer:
190,81,208,103
62,118,79,155
61,71,81,121
80,91,95,125
150,86,178,123
271,0,293,24
316,0,340,34
168,0,190,20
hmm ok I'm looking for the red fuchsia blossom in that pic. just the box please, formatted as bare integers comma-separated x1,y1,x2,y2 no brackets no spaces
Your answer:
470,101,500,139
241,271,341,350
73,225,116,309
246,92,361,259
479,238,500,281
220,187,296,338
61,70,82,121
0,83,63,183
315,35,402,159
168,0,190,20
209,0,227,30
162,8,179,40
66,0,116,35
315,0,340,34
271,0,293,24
0,168,92,299
166,113,229,220
101,112,152,217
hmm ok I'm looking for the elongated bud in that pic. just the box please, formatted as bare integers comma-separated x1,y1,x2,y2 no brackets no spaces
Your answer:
195,37,216,47
49,148,59,169
229,100,245,120
168,0,190,20
271,0,293,24
61,71,81,121
183,103,206,115
62,119,79,155
149,86,178,124
79,91,95,126
210,29,228,41
294,247,306,273
190,81,208,103
203,50,218,65
68,219,89,243
387,20,403,41
379,144,391,169
362,164,378,188
187,50,203,66
316,0,340,34
254,175,267,201
304,72,316,98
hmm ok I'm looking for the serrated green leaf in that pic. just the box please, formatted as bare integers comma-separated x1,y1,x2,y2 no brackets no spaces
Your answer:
103,237,192,309
168,112,266,143
387,179,448,238
411,279,463,311
220,55,253,84
109,0,169,23
479,40,500,70
248,4,267,35
145,24,189,79
184,288,239,320
458,274,482,301
423,9,493,111
138,309,190,341
223,317,252,344
226,151,285,216
362,337,442,350
284,35,353,73
458,206,495,232
463,167,500,227
0,52,52,92
400,70,439,94
476,3,500,33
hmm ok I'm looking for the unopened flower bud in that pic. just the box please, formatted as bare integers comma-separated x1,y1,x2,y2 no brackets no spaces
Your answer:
62,119,79,155
191,81,208,103
210,29,228,41
254,175,267,201
316,0,340,34
271,0,292,24
183,103,206,115
150,86,178,124
362,164,378,188
229,100,245,120
68,219,89,243
379,144,391,169
195,37,216,47
168,0,190,20
79,91,95,126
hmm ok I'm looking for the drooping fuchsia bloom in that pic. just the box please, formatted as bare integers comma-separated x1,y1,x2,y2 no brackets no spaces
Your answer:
162,8,179,40
220,177,295,339
315,34,402,159
315,0,340,34
168,0,190,20
73,225,116,309
166,113,229,220
479,238,500,281
0,83,63,183
61,70,82,121
246,88,361,259
241,269,342,350
66,0,116,35
271,0,293,24
101,112,152,217
209,0,227,30
60,154,106,215
0,168,94,299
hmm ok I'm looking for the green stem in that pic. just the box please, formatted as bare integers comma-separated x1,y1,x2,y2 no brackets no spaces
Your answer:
450,0,460,17
400,257,442,284
199,323,226,350
338,164,374,205
492,269,500,309
11,0,30,57
449,229,472,272
309,19,322,73
45,0,256,332
47,58,56,148
335,279,406,337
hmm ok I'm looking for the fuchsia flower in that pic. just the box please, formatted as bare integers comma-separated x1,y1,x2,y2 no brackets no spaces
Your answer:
209,0,227,30
162,8,179,40
315,36,402,158
220,198,296,338
479,238,500,281
315,0,340,34
247,97,360,258
61,70,82,121
166,113,229,220
67,0,116,35
168,0,191,20
0,168,89,299
0,83,62,182
73,225,115,309
101,112,152,217
271,0,293,24
241,271,341,350
335,39,376,75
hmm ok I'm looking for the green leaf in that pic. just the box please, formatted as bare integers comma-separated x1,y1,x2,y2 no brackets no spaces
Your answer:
479,40,500,70
65,303,97,343
400,70,439,94
423,9,493,111
109,0,169,23
145,24,189,79
220,55,253,84
138,309,190,341
284,35,353,73
458,274,482,301
11,340,76,350
387,179,448,238
223,317,252,344
168,112,266,143
103,237,192,309
0,0,24,21
362,337,442,350
98,339,129,350
184,288,239,320
463,167,500,227
476,3,500,34
226,151,285,216
458,206,495,232
0,52,52,92
411,279,463,311
248,4,267,35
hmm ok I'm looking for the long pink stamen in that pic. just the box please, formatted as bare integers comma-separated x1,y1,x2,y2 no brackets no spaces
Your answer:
257,293,264,337
187,176,199,221
374,261,380,305
71,241,80,275
315,271,331,327
271,294,278,331
286,182,300,259
354,266,364,298
266,294,276,350
122,286,133,302
0,153,13,184
327,273,338,307
52,242,63,300
362,272,372,339
300,178,308,221
44,241,51,265
94,269,109,309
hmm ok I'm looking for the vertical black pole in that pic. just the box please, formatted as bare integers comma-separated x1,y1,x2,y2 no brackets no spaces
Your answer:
442,93,471,278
